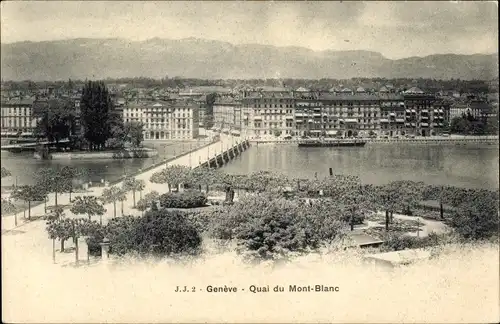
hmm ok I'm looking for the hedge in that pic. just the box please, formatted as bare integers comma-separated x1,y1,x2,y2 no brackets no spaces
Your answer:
159,191,208,209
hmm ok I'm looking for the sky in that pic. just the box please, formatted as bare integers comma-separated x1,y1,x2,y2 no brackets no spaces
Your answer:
1,1,498,59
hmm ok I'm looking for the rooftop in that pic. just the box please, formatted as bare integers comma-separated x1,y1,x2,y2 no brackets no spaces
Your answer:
1,98,35,106
405,87,424,94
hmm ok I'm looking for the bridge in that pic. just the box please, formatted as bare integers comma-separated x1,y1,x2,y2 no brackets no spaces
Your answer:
198,139,250,169
0,139,70,151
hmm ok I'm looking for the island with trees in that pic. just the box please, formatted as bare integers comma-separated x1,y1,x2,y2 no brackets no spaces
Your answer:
32,81,157,160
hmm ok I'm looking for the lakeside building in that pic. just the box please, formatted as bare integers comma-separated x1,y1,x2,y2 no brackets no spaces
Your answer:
400,93,449,137
213,97,244,136
294,91,382,138
0,98,37,137
194,97,207,127
450,103,471,120
123,100,199,140
240,91,295,137
213,89,452,138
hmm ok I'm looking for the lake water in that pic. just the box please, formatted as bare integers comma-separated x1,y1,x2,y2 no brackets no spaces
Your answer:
1,142,498,191
0,140,209,188
223,143,499,190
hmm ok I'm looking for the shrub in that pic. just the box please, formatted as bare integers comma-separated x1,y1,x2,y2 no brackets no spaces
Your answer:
209,195,344,260
186,210,213,234
104,211,202,257
159,191,208,209
381,233,422,251
338,212,365,225
449,195,499,240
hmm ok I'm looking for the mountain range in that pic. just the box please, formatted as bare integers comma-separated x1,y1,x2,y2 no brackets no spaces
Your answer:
1,37,498,81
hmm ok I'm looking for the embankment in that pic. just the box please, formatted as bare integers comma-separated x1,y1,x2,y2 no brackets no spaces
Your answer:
49,148,159,160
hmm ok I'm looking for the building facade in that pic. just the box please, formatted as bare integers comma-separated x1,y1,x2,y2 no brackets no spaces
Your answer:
123,100,199,140
295,92,382,138
241,91,295,137
213,98,243,135
211,89,452,138
402,94,449,136
0,98,37,137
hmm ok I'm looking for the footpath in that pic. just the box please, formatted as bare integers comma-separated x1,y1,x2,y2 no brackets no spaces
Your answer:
1,135,242,265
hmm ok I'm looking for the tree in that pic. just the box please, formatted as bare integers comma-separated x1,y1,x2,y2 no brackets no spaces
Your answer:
116,189,127,216
1,167,11,178
1,198,18,226
60,166,87,202
123,177,145,207
104,210,202,257
150,165,191,192
242,171,290,194
373,183,401,231
450,194,499,240
422,185,456,220
46,216,71,253
10,185,46,220
318,175,371,229
187,167,224,193
136,191,160,216
80,81,113,150
104,216,139,255
101,186,123,219
274,130,282,137
210,195,344,260
70,196,106,224
390,180,425,216
33,99,76,142
124,121,145,147
34,168,72,207
46,218,102,264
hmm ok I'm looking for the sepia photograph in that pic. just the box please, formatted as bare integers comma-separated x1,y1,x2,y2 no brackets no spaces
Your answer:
1,1,499,323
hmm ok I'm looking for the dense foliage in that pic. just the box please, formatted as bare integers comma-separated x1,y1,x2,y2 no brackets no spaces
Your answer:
449,193,499,240
11,185,46,220
1,167,11,178
46,217,102,259
70,196,106,223
80,81,114,150
150,165,192,192
37,163,499,262
209,195,345,260
101,186,125,218
33,99,77,142
106,121,145,149
123,177,145,207
104,210,202,257
450,115,498,135
34,168,73,206
159,191,208,209
136,191,160,214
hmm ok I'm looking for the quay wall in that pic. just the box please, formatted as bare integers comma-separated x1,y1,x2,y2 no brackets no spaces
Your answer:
249,135,499,145
49,148,159,160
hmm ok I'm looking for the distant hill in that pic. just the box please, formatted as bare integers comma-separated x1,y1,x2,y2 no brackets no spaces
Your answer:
1,38,498,81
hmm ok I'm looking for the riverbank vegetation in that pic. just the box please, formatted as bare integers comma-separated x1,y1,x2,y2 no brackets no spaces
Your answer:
34,165,499,264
